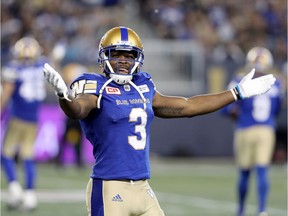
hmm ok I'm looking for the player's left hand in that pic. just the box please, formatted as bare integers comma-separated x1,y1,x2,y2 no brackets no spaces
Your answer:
233,68,276,99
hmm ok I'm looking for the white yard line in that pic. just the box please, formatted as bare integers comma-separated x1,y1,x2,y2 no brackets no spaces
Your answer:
1,190,86,203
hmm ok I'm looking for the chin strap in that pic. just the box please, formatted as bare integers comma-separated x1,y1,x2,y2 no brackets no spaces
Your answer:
110,73,132,84
97,78,113,109
128,80,147,110
104,57,142,85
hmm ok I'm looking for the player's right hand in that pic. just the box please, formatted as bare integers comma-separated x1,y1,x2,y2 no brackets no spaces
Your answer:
43,63,71,101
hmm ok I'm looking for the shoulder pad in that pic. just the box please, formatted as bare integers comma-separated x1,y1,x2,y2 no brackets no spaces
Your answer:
70,73,107,97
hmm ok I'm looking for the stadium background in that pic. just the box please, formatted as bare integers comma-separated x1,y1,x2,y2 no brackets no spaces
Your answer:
1,0,287,215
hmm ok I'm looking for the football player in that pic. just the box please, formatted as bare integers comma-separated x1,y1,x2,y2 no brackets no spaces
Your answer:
1,37,48,211
222,47,284,216
43,26,276,216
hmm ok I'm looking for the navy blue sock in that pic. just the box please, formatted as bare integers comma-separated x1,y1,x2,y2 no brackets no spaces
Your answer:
23,159,36,189
237,169,250,216
256,166,269,213
1,154,17,182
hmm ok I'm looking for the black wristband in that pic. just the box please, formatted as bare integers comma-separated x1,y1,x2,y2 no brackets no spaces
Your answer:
233,87,242,100
57,92,64,97
55,91,70,100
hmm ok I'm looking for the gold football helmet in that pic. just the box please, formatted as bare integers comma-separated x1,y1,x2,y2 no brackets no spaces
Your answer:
98,26,144,84
246,47,273,72
13,37,42,59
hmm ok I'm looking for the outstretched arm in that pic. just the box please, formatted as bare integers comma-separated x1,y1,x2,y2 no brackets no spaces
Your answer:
153,90,234,118
43,63,97,119
153,69,276,118
58,94,97,119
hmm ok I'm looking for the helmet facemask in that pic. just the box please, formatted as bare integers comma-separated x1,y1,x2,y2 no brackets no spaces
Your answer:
99,47,143,84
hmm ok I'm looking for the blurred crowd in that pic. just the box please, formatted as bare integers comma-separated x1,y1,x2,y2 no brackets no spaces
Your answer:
140,0,287,71
2,0,287,71
1,0,124,66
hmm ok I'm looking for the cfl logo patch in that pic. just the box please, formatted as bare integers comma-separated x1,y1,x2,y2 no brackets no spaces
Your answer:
106,87,121,95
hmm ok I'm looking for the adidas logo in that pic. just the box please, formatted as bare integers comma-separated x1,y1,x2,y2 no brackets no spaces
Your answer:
112,194,123,202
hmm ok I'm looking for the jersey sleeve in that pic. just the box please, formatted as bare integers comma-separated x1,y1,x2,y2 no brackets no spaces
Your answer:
69,73,102,98
139,71,157,93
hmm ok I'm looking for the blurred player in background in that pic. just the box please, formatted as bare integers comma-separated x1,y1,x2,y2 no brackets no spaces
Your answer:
1,37,48,211
56,63,86,167
43,26,276,216
222,47,284,216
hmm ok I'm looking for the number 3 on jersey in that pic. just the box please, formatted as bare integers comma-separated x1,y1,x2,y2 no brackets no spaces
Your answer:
128,108,147,150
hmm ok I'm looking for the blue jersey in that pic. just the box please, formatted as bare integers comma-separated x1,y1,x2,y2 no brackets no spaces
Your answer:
2,58,47,122
71,72,156,180
222,76,283,129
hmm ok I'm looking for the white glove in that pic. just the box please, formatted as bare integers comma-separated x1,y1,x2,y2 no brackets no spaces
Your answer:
232,68,276,100
43,63,71,101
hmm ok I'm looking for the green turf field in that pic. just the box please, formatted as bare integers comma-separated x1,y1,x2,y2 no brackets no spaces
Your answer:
1,158,287,216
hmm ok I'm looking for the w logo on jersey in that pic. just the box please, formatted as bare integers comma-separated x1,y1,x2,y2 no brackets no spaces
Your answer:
106,87,121,95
